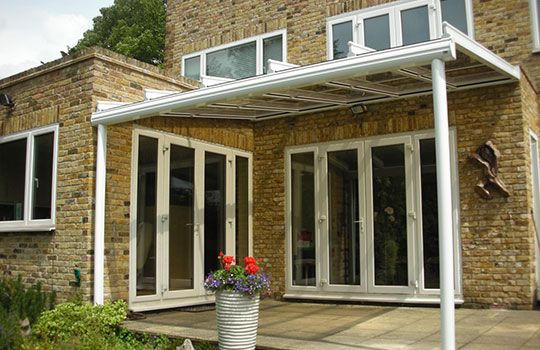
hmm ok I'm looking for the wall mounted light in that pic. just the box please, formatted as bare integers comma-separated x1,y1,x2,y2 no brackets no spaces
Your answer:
0,93,14,107
350,103,368,115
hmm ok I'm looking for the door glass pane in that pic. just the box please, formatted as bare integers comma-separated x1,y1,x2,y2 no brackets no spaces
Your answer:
206,41,256,79
328,150,360,285
169,145,195,291
236,156,249,264
136,136,158,296
401,6,430,46
0,139,26,221
441,0,468,35
32,132,54,220
184,55,201,81
420,139,440,289
263,35,283,74
291,152,316,286
332,21,353,59
372,144,408,286
364,14,391,50
205,152,226,275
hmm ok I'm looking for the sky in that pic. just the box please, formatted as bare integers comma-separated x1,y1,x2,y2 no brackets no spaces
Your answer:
0,0,115,79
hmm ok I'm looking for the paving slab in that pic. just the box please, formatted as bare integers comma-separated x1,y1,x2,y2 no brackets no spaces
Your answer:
122,300,540,349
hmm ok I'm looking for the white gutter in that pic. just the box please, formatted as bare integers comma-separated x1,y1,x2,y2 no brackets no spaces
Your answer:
94,124,107,305
432,58,455,349
91,37,456,126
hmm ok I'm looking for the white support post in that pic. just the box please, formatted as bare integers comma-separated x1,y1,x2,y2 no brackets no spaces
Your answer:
94,124,107,305
431,58,455,350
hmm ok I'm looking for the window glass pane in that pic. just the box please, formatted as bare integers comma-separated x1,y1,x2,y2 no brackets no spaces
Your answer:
32,132,54,220
401,5,430,46
204,152,226,275
235,156,249,263
263,35,283,74
332,21,353,59
291,152,316,286
328,150,360,285
537,0,540,32
136,136,158,296
169,144,195,291
184,55,201,81
420,139,440,289
206,41,256,79
441,0,468,35
364,14,391,50
372,144,408,286
0,139,26,221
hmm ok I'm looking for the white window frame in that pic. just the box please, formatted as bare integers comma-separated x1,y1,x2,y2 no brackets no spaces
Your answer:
530,0,540,52
284,129,462,303
326,0,474,60
182,29,287,81
529,131,540,300
0,124,59,232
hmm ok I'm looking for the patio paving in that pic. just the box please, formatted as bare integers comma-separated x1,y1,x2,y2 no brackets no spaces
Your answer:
122,300,540,349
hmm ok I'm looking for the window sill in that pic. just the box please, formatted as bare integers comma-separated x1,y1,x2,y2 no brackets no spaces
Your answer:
0,223,55,233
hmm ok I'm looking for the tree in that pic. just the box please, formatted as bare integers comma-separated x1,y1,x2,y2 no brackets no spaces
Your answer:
65,0,166,65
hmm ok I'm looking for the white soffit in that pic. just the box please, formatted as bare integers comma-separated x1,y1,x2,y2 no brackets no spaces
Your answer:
91,34,519,126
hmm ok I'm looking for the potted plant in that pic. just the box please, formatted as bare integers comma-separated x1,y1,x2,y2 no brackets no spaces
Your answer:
204,253,271,350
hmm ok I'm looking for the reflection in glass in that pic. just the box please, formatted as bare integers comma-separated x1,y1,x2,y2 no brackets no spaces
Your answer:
401,6,430,46
184,55,201,81
136,136,158,296
328,150,360,285
236,156,249,264
364,14,391,50
0,139,26,221
420,139,440,289
441,0,468,35
169,145,195,291
291,153,316,286
32,133,54,220
263,35,283,74
372,144,408,286
207,42,256,79
332,21,353,59
205,152,226,275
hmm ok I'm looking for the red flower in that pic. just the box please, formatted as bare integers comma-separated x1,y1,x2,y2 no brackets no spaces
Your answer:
222,256,235,265
245,263,259,275
244,257,256,265
224,264,231,271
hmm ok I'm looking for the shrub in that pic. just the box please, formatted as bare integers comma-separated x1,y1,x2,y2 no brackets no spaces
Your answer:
33,300,128,342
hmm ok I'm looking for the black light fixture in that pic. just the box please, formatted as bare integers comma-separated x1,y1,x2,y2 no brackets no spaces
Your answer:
0,93,14,107
350,103,368,115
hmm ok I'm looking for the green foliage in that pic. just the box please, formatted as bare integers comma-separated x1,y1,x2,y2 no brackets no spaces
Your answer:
0,275,56,326
0,275,56,350
33,300,127,342
65,0,166,65
0,307,24,350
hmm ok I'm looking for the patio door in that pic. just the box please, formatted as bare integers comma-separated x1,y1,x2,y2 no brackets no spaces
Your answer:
286,131,460,301
130,129,252,311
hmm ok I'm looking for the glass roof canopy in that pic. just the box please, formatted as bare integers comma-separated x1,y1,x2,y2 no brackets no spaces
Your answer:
92,24,519,126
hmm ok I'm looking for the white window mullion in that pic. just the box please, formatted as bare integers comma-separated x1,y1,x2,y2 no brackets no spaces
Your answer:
24,134,33,225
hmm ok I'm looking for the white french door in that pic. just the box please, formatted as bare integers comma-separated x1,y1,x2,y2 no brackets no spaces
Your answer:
130,128,252,311
286,130,461,302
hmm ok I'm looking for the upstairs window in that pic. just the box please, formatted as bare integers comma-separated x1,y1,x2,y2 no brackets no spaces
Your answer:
327,0,473,59
0,125,58,232
531,0,540,51
182,30,286,81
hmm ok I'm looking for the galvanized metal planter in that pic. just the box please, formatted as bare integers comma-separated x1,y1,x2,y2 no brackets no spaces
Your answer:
215,291,260,350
